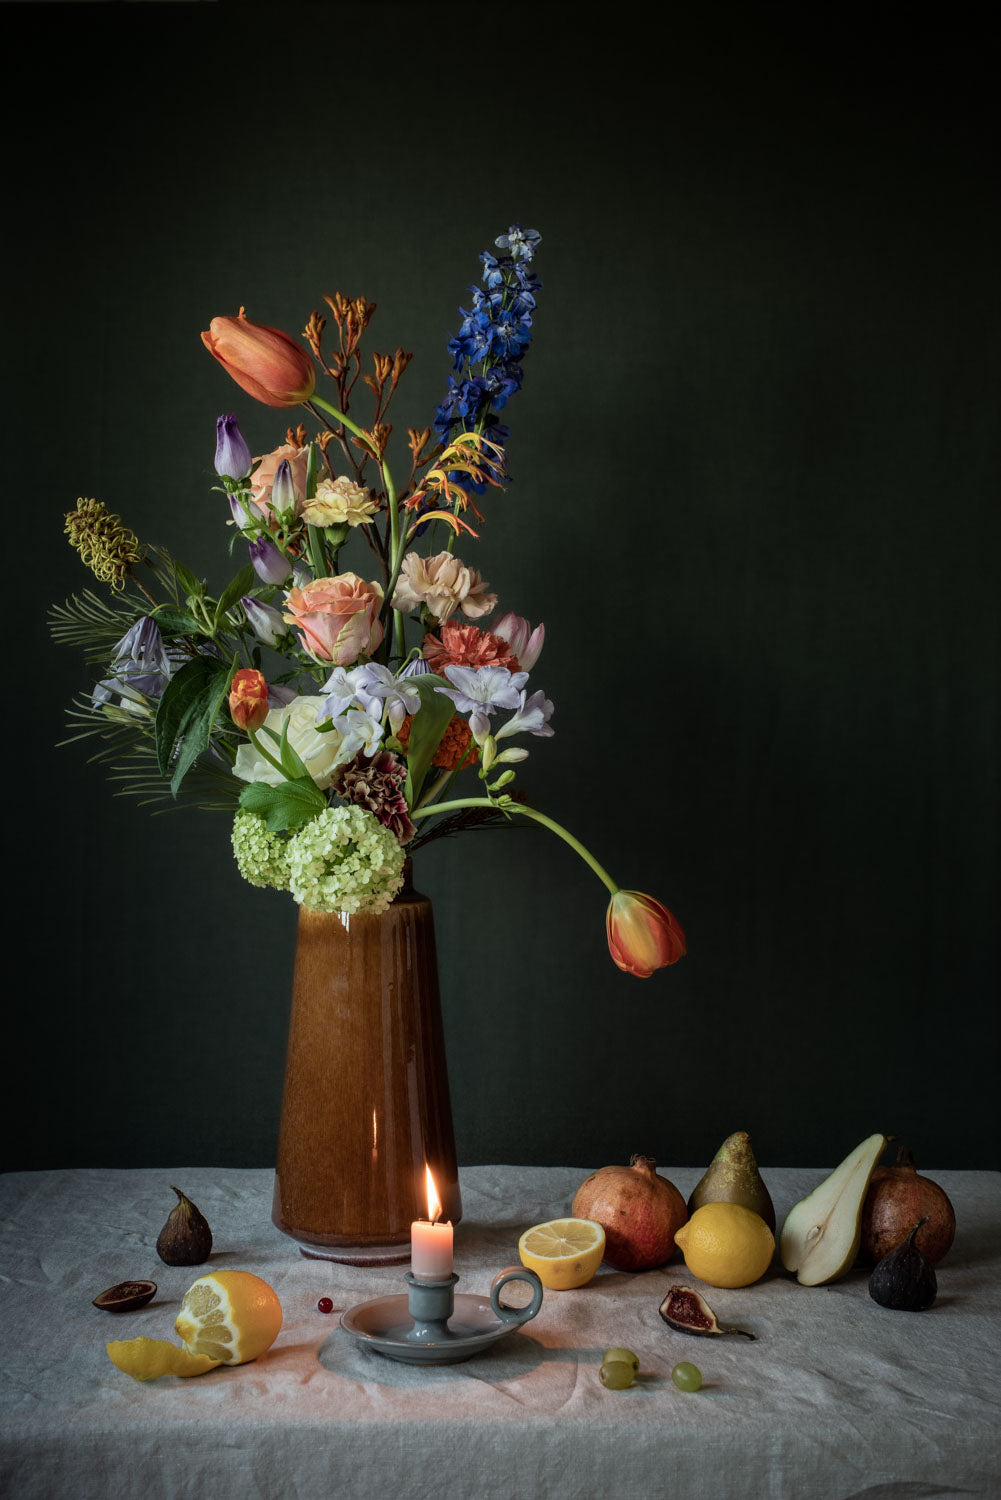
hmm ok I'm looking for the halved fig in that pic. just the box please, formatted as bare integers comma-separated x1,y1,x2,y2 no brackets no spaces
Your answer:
93,1280,158,1313
658,1284,755,1339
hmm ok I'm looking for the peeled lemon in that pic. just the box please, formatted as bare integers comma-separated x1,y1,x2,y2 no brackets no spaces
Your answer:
674,1202,775,1288
106,1269,283,1382
174,1270,283,1365
518,1217,605,1289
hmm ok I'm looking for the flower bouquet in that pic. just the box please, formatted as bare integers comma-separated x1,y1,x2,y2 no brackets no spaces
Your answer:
53,225,685,980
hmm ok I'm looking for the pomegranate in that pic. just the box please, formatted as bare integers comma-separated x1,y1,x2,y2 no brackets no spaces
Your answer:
571,1155,688,1271
858,1144,956,1265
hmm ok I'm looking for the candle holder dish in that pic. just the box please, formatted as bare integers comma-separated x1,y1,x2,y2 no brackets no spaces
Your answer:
340,1267,544,1365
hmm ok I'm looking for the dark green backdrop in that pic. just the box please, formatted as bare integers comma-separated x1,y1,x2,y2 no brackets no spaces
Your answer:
9,4,998,1172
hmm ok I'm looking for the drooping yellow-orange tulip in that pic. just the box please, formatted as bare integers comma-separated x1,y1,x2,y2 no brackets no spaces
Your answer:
606,890,686,978
202,308,315,408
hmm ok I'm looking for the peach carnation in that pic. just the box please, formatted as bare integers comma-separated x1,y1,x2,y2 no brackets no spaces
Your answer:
391,550,496,624
422,622,520,675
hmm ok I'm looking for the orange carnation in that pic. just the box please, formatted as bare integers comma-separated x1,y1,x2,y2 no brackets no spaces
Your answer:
422,622,519,674
396,713,479,771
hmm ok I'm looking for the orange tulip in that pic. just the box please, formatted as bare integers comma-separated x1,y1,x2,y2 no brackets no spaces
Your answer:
606,891,686,978
202,308,316,408
229,668,270,731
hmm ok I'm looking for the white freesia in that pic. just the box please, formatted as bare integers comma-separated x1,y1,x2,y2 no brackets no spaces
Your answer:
332,706,385,760
233,694,349,791
494,689,555,740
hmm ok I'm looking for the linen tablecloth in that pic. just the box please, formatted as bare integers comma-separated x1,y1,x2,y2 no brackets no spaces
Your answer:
1,1165,999,1499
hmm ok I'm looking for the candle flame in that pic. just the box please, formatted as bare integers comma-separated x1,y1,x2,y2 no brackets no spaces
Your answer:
424,1164,442,1223
372,1107,378,1151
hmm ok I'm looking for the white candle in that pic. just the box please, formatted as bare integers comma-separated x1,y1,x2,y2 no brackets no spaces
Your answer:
411,1165,453,1281
411,1217,453,1280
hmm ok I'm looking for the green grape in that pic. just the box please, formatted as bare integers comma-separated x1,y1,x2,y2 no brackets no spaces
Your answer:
602,1347,639,1372
671,1361,702,1392
599,1359,635,1389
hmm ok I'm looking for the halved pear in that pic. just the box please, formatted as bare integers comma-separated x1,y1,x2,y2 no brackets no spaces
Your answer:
780,1133,887,1286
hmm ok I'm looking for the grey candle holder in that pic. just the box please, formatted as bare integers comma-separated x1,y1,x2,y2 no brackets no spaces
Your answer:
340,1266,544,1365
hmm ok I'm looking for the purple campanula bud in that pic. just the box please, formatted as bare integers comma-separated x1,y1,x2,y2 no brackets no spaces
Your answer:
291,560,312,589
248,535,292,585
270,457,297,516
229,492,254,529
241,596,286,647
214,414,253,479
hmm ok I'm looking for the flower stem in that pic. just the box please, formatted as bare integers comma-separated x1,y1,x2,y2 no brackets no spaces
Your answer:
247,728,288,779
409,797,620,894
309,391,406,662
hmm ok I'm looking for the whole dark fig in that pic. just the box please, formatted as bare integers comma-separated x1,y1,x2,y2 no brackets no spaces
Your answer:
156,1186,213,1266
869,1217,937,1311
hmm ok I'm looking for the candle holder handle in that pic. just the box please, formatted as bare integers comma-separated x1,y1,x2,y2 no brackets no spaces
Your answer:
489,1265,544,1327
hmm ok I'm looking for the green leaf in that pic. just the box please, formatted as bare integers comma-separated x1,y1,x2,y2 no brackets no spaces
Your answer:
402,673,456,810
305,442,318,501
151,606,206,636
239,777,325,832
214,564,257,626
174,561,205,599
170,664,235,797
260,721,312,781
307,523,327,580
154,655,234,796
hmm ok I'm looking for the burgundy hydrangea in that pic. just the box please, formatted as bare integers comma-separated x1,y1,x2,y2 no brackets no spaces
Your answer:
335,750,416,844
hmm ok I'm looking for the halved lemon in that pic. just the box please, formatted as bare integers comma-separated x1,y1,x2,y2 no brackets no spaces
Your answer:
106,1269,283,1382
518,1217,606,1289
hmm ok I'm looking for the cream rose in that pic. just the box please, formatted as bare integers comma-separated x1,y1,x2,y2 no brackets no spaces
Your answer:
233,695,349,791
391,551,496,624
283,573,384,664
302,475,379,528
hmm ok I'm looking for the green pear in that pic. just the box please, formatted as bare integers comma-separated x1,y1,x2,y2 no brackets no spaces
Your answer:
687,1131,776,1232
780,1133,887,1286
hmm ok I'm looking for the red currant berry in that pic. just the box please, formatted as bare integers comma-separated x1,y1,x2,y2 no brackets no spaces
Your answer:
317,1296,334,1314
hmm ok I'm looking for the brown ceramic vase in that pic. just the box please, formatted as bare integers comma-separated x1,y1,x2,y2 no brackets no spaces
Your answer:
272,865,461,1263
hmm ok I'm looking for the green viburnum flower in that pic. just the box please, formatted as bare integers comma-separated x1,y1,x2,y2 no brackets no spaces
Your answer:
286,805,406,915
231,810,291,891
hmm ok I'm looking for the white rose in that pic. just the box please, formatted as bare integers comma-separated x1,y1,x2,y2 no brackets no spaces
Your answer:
233,695,348,791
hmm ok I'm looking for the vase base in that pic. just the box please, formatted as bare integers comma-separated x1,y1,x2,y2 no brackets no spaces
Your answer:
296,1239,412,1267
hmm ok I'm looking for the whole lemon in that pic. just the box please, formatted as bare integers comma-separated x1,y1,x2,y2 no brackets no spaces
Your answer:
673,1202,775,1288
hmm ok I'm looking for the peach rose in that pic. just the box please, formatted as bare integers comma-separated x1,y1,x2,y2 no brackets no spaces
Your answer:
249,443,310,520
283,573,385,664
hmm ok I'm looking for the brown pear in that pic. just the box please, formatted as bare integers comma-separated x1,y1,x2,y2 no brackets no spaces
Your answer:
687,1131,776,1232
